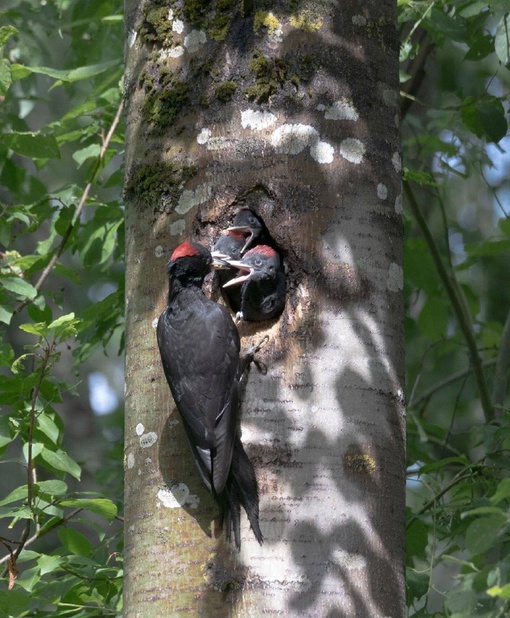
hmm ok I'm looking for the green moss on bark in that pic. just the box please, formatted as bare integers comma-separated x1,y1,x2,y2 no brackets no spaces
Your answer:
215,81,237,102
125,162,198,210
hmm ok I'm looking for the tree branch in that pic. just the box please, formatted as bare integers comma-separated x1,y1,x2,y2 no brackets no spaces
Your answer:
404,182,494,422
13,99,124,317
492,308,510,418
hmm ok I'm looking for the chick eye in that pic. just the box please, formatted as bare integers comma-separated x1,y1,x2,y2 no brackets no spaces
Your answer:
254,257,263,266
249,217,256,224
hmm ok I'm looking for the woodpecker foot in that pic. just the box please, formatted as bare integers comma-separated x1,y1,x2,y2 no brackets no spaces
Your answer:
240,335,269,375
234,311,244,325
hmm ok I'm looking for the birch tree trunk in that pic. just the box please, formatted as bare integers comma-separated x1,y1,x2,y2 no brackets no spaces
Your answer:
124,1,405,616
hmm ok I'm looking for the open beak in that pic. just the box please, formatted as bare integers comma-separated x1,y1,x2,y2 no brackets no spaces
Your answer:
226,225,253,253
222,259,254,287
211,252,231,269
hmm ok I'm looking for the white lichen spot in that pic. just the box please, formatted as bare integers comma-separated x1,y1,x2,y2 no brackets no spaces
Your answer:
135,423,145,436
395,193,403,215
310,140,334,164
387,262,403,292
128,30,137,48
241,109,277,130
184,30,206,53
197,128,211,144
339,138,365,164
271,123,319,154
151,317,158,329
170,219,186,236
377,183,388,200
155,245,164,258
316,103,326,112
165,45,184,58
127,452,135,469
352,15,367,26
157,484,199,509
172,19,184,34
176,183,212,214
332,548,367,570
324,100,359,121
380,84,398,107
168,9,174,20
140,431,158,448
392,151,402,173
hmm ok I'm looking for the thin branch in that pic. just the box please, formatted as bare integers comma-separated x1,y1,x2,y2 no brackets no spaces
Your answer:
492,308,510,418
404,182,494,422
407,470,476,529
409,358,497,409
13,99,124,317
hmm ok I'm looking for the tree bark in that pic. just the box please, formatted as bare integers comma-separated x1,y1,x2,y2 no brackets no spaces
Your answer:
124,1,405,616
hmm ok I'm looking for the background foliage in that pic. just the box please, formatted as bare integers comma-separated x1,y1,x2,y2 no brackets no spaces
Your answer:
0,0,124,616
0,0,509,616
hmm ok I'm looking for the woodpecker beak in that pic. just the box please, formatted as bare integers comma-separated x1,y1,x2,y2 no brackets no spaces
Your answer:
226,225,253,253
222,260,254,287
211,252,231,269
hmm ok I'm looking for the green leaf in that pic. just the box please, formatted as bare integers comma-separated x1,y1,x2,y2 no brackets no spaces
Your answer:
59,498,118,519
0,25,18,46
38,554,65,576
461,96,508,143
3,131,60,159
11,59,119,83
0,303,13,324
73,143,101,166
495,13,510,66
0,485,27,507
40,448,81,480
57,527,92,556
18,321,48,336
36,480,68,496
465,514,507,555
1,275,38,300
490,477,510,505
0,58,12,96
0,590,31,615
37,413,61,444
487,583,510,599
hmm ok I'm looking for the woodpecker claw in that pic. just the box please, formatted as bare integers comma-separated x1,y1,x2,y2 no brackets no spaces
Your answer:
239,335,269,376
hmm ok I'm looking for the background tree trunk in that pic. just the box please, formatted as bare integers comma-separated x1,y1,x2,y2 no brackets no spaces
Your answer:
124,1,405,616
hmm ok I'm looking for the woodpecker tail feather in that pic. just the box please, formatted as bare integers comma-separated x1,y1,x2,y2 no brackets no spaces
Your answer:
218,436,263,549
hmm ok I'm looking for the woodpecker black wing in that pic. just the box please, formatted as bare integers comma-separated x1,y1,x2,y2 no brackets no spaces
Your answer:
157,287,240,495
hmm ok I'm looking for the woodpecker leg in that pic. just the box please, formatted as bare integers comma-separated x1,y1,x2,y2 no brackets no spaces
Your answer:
239,335,269,377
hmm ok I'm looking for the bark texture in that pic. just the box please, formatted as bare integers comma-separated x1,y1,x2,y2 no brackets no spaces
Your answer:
124,1,405,616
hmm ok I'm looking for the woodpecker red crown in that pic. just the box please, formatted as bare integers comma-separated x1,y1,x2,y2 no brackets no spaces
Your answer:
244,245,277,258
170,241,202,261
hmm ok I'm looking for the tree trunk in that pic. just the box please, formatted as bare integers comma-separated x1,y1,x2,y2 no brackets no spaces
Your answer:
124,1,405,616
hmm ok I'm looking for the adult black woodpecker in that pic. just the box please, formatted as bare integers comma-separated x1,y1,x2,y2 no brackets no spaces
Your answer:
156,240,263,548
223,244,286,322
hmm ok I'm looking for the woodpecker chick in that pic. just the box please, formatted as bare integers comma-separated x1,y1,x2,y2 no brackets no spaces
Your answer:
157,241,262,547
226,208,273,254
223,245,286,322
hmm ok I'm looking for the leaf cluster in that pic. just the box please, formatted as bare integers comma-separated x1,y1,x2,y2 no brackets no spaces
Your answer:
402,1,510,616
0,1,124,615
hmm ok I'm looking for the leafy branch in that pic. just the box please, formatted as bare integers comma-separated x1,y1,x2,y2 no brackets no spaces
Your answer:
12,99,124,317
404,181,494,423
